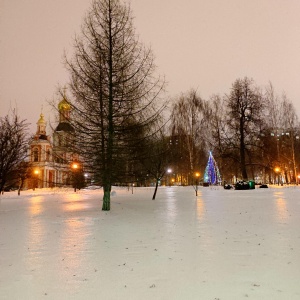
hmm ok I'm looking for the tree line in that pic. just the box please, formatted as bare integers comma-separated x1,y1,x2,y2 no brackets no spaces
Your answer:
169,79,299,187
1,0,299,210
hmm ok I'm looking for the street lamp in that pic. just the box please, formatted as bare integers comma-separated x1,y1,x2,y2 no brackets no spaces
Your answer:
195,172,200,196
274,167,280,186
167,168,172,186
84,173,89,186
33,169,39,190
72,163,79,170
71,162,80,192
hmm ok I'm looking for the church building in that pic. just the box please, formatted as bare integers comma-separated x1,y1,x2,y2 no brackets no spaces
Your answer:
29,113,54,188
27,94,78,188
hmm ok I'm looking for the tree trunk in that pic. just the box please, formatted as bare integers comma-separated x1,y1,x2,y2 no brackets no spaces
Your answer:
18,178,24,196
102,184,111,211
240,118,248,180
152,179,159,200
101,1,114,212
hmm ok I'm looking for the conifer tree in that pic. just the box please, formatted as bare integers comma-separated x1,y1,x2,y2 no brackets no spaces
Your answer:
65,0,165,210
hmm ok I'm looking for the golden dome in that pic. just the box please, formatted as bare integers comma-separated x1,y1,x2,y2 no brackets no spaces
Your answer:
37,113,45,124
58,98,71,111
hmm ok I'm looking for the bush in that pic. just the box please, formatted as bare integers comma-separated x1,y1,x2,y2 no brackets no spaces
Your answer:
235,181,250,190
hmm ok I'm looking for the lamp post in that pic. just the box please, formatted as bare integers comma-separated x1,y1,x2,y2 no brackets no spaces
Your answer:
33,169,39,190
274,167,280,186
84,173,89,186
72,162,80,192
195,172,200,196
167,168,172,186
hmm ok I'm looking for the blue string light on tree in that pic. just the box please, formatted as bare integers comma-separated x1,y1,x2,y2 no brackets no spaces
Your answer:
204,151,222,185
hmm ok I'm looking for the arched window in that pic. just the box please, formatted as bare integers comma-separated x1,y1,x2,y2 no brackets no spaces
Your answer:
46,149,51,162
33,148,39,162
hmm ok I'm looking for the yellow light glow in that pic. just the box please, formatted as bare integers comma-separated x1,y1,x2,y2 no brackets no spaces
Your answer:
72,163,79,169
34,169,39,175
195,172,200,177
274,167,280,173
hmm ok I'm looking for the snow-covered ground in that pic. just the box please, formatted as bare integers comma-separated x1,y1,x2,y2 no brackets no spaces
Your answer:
1,185,300,300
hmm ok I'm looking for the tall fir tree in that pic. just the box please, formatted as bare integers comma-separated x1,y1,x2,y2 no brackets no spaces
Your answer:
64,0,165,210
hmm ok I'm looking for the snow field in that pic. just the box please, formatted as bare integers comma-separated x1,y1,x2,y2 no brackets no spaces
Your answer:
1,185,300,299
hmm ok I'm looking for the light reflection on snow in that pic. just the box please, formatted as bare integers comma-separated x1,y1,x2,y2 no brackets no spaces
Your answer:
60,218,88,273
274,192,288,221
196,197,205,220
25,193,91,291
26,196,46,269
29,196,44,216
165,187,178,219
58,194,91,288
63,193,87,212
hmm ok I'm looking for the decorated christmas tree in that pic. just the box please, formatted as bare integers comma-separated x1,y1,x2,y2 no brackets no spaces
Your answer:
204,151,222,185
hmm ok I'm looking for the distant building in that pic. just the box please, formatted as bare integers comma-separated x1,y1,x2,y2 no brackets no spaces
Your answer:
52,96,78,186
27,94,78,188
28,113,55,188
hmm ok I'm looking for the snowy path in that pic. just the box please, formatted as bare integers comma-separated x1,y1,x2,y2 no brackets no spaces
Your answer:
1,186,300,299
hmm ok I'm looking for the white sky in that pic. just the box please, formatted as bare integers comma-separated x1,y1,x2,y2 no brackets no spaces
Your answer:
1,0,300,133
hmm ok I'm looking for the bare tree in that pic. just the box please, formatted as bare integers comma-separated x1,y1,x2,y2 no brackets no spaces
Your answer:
16,161,32,195
138,127,170,200
280,94,299,183
225,77,264,181
0,111,29,194
206,94,235,181
170,89,208,184
265,83,282,133
264,85,300,183
258,83,282,182
64,0,165,210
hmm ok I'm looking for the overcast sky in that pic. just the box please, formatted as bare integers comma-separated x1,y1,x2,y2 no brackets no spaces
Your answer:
1,0,300,134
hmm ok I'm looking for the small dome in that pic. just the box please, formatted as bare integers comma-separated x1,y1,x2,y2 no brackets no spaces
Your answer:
58,98,71,111
37,113,45,124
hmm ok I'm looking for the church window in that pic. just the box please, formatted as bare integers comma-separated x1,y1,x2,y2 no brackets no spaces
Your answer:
46,149,51,161
33,148,39,162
